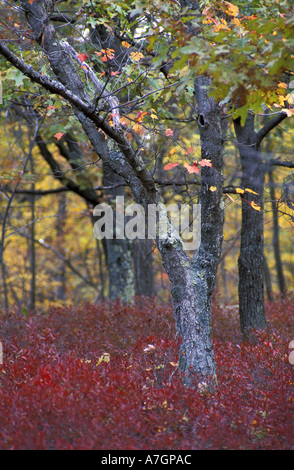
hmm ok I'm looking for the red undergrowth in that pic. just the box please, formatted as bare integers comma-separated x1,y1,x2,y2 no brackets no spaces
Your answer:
0,295,293,449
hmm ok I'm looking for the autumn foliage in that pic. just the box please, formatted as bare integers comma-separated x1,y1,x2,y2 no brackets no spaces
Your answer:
0,296,293,450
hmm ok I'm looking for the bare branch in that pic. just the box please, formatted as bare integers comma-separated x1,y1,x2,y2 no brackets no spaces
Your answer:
255,112,288,146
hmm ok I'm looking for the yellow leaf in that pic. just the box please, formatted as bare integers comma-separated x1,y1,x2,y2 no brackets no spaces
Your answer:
224,1,239,17
132,123,144,134
250,201,261,211
235,187,245,194
122,41,131,49
209,186,217,192
286,93,294,105
245,188,259,195
150,114,158,119
278,82,288,89
233,17,242,28
130,51,144,62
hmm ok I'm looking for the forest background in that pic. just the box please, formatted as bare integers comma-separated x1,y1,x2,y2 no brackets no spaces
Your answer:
0,0,293,313
0,0,293,450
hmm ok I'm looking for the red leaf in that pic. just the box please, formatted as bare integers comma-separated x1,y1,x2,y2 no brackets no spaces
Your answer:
77,53,87,63
54,132,64,141
163,162,178,171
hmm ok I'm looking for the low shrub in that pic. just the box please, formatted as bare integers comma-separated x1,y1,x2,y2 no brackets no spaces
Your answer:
0,295,293,449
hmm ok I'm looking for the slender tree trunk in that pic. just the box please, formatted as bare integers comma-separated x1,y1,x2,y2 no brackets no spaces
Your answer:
55,193,67,301
263,254,273,301
268,168,286,296
133,238,154,297
103,156,135,304
28,153,36,311
233,115,267,340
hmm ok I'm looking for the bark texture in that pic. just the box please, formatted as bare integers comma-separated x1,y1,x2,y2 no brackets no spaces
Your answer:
234,115,267,340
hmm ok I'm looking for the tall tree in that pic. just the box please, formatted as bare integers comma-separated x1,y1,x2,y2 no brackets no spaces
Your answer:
233,111,287,340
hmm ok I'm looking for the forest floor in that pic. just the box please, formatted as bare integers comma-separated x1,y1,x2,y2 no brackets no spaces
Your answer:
0,295,293,450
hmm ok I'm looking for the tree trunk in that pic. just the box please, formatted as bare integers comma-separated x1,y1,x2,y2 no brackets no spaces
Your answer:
102,157,135,304
55,193,67,302
133,238,154,297
268,168,286,296
233,115,267,340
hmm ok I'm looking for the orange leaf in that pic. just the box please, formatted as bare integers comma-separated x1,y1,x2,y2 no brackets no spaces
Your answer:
54,132,64,141
165,128,174,137
183,162,200,174
136,111,149,123
198,159,213,167
164,162,178,171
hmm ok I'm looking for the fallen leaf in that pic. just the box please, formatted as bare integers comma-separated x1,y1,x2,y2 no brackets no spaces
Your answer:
144,344,156,353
